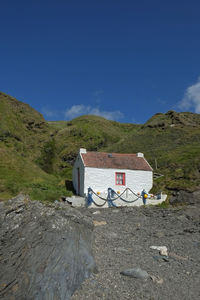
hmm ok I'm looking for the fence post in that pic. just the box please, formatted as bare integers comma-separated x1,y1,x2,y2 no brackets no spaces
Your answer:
107,188,116,207
141,189,148,205
87,187,93,207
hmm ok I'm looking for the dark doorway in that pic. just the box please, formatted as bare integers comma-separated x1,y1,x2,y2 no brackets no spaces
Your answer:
77,168,80,195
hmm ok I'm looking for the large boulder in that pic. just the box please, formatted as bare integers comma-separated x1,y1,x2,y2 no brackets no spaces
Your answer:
169,189,200,205
0,195,96,300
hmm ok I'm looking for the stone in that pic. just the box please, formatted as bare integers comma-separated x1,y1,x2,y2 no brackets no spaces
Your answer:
150,246,168,256
160,248,168,256
169,189,200,206
93,211,101,215
0,194,96,300
116,247,130,253
93,220,107,226
150,275,164,284
154,231,165,238
162,256,170,262
120,267,149,280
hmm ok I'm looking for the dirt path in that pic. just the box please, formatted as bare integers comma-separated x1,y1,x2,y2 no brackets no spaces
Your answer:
72,205,200,300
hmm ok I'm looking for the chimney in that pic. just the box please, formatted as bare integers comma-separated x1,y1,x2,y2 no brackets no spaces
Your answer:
137,152,144,158
79,148,87,154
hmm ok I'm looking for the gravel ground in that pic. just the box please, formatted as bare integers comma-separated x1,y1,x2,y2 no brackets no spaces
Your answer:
71,204,200,300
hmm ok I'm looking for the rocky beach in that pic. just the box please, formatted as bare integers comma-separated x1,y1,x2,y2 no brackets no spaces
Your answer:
0,194,200,299
72,202,200,300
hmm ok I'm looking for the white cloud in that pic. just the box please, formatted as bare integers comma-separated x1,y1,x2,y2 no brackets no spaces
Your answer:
65,105,88,119
178,78,200,113
64,104,124,121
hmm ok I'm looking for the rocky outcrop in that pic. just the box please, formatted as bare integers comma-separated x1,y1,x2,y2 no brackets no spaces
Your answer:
169,189,200,205
0,195,96,300
143,110,200,128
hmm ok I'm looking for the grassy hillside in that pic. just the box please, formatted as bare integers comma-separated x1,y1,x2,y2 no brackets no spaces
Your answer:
105,111,200,192
48,115,139,177
0,92,69,200
1,92,200,201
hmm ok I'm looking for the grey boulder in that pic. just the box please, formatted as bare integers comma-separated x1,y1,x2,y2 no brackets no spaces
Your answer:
120,267,149,280
0,194,96,300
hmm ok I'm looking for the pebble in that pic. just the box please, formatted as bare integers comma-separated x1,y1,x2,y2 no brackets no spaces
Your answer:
154,231,165,238
93,220,107,226
150,275,164,284
93,211,101,215
150,246,168,256
120,267,149,280
117,247,130,253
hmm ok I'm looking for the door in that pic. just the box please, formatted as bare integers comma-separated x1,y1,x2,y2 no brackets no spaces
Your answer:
77,168,80,195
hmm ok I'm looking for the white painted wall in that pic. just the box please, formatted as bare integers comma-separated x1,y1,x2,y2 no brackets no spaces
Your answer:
84,167,153,195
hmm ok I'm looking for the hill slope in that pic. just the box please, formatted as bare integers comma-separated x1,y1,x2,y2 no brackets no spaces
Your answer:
0,92,66,200
0,92,200,200
105,111,200,192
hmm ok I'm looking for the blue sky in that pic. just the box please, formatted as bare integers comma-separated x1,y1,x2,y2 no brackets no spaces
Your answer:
1,0,200,123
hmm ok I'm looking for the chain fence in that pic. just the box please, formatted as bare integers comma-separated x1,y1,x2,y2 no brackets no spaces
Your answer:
87,187,143,207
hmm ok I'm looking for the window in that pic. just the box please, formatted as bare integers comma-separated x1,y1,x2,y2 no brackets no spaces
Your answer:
116,172,125,185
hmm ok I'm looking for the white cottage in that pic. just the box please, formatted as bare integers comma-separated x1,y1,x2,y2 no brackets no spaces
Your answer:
72,148,153,197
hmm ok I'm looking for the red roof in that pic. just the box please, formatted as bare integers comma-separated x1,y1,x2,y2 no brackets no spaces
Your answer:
81,152,152,171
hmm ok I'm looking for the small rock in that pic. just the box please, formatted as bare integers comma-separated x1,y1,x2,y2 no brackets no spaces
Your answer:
120,267,149,280
93,211,101,215
186,272,190,275
162,256,170,262
154,231,165,238
15,207,24,214
117,247,130,253
93,220,107,226
150,275,164,284
160,248,168,256
150,246,168,256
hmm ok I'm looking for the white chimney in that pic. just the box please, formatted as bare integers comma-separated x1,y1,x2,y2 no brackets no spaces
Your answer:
80,148,87,154
137,152,144,158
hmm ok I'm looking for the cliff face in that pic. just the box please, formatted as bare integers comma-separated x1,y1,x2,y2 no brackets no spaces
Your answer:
143,110,200,128
0,195,96,300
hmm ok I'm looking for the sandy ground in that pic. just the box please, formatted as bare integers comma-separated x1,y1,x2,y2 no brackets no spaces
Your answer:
72,204,200,300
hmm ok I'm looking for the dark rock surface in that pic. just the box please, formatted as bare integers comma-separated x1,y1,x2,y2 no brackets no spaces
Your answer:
120,267,149,280
72,204,200,300
169,189,200,205
0,195,96,300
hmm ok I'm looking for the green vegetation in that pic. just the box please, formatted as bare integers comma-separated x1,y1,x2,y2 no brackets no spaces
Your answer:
0,92,71,201
0,144,71,201
1,92,200,202
36,138,56,173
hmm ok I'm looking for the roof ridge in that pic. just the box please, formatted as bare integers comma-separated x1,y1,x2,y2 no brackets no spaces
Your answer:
85,151,137,155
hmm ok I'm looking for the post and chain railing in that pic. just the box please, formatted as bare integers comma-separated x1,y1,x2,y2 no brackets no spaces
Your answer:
87,187,148,207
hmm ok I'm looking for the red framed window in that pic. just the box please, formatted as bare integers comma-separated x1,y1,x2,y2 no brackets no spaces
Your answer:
115,172,125,185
